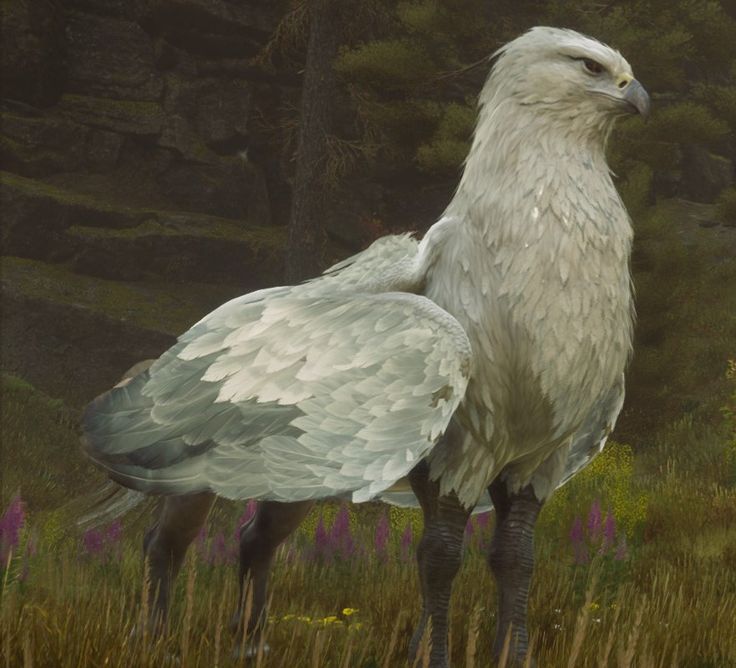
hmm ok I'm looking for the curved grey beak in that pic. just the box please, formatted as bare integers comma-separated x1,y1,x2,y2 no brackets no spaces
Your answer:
624,79,650,118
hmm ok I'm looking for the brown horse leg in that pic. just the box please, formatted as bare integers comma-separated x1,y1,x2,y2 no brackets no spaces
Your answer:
230,500,314,654
142,491,216,632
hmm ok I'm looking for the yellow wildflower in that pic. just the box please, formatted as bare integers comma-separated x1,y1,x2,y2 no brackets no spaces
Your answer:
342,608,358,616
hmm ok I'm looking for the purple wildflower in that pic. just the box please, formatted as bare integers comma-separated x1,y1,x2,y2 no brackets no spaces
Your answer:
0,495,26,565
82,528,105,557
475,512,491,531
331,505,349,541
209,531,230,566
374,511,390,561
329,504,356,561
587,500,602,540
569,516,589,565
400,524,414,562
314,515,330,561
106,519,123,544
601,511,616,552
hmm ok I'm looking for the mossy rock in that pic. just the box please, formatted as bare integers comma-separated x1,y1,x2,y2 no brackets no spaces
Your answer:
0,171,286,283
57,94,165,137
0,171,148,262
67,213,287,285
1,256,251,405
0,108,123,177
64,10,163,102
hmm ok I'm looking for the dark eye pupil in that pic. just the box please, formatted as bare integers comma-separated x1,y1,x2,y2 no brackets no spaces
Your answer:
584,58,603,74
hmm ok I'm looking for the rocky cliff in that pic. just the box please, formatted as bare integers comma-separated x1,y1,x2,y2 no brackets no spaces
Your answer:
1,0,298,404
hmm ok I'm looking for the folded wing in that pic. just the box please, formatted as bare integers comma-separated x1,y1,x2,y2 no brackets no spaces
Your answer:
83,290,471,504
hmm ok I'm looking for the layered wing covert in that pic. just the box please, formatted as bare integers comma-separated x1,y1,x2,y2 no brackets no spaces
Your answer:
83,290,471,504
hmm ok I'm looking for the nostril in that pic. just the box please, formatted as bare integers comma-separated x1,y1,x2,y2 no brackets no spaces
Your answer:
618,80,629,89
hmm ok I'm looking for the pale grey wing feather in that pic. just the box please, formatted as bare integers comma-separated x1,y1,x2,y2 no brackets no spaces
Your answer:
557,373,625,487
83,290,471,504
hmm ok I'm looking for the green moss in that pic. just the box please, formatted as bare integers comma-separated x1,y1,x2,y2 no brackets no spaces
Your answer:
1,171,287,249
0,170,124,210
67,216,286,247
58,95,164,135
1,256,240,336
0,133,59,167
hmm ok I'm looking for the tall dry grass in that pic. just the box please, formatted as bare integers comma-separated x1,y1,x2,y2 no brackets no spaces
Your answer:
2,506,735,667
2,364,736,667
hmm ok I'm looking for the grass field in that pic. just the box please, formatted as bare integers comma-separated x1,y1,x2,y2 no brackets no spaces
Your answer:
2,369,735,667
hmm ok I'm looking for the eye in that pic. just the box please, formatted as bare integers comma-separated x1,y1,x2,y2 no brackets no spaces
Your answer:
582,58,605,75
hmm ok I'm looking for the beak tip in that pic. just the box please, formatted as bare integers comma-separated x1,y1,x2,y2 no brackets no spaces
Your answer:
625,79,650,119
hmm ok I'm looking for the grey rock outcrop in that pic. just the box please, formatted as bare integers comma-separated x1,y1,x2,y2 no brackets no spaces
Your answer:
0,0,294,405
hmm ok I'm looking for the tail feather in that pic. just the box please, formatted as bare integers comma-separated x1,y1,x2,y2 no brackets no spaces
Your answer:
75,481,148,530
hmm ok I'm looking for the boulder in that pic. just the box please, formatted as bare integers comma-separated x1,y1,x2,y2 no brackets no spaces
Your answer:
64,10,163,101
0,108,123,176
140,0,284,59
57,94,165,137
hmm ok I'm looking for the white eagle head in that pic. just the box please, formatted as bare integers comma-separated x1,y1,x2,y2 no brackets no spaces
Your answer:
481,27,649,140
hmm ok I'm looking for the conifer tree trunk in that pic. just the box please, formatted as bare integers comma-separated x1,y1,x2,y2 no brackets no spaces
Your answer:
285,0,341,283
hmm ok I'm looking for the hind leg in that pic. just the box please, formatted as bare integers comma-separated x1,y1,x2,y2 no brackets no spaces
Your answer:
230,500,314,649
142,491,216,632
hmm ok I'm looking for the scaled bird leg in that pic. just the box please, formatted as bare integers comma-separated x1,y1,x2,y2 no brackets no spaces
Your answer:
230,500,314,655
142,491,216,632
408,460,471,668
487,479,543,664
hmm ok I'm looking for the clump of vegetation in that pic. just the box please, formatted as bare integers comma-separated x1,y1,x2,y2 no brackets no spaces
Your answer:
4,366,736,665
543,442,649,544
